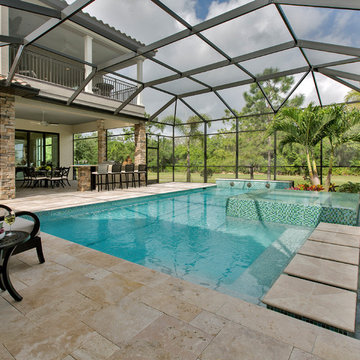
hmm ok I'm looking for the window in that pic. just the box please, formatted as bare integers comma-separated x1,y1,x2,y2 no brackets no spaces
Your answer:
15,130,59,168
73,131,98,164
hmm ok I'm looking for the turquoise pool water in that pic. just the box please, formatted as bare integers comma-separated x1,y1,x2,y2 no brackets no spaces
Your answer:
37,187,312,303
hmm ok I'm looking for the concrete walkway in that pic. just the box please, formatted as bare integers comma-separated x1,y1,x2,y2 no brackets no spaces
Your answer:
1,183,360,360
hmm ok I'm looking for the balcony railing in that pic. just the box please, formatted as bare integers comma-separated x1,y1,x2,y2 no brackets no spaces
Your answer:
10,46,138,104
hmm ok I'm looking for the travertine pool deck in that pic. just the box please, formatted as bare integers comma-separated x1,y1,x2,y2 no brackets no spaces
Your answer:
1,183,360,359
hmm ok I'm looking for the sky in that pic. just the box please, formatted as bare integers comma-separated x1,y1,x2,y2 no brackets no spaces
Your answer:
66,0,358,128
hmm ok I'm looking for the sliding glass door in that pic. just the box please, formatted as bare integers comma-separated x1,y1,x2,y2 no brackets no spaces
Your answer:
15,130,59,168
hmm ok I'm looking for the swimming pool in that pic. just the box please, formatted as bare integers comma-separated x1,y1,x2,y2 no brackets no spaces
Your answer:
37,187,312,304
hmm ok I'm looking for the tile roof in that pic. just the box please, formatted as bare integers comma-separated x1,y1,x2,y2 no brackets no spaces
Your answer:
0,74,34,88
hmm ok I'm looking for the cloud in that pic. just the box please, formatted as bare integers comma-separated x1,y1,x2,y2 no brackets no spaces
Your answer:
79,1,355,121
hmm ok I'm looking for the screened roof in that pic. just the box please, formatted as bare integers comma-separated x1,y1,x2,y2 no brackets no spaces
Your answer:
2,0,360,125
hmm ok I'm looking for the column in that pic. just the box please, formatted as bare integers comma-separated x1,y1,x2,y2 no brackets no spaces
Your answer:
84,35,93,93
134,123,146,165
0,92,15,200
136,59,144,106
97,119,106,164
0,6,9,75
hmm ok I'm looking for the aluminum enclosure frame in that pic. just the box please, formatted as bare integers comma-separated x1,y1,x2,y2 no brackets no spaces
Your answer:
2,0,360,183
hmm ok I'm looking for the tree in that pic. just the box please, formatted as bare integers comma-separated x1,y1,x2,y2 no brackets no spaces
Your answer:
175,115,210,182
229,68,304,179
74,133,98,164
322,104,360,189
344,90,360,103
267,104,333,185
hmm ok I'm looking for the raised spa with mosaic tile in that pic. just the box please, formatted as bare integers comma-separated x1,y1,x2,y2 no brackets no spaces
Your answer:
226,190,360,227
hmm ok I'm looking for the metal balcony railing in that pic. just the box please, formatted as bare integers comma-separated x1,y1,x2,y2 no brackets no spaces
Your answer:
10,46,138,105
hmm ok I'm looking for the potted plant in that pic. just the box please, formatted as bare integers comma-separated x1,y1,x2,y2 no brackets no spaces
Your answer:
0,221,5,240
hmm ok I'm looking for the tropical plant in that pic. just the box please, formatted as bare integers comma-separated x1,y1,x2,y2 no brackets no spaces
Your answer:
175,115,210,182
266,104,333,185
338,181,360,193
226,67,304,179
288,183,324,191
321,104,360,190
344,90,360,103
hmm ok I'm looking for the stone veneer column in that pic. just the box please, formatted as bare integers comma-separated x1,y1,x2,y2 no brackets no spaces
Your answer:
0,92,15,200
134,123,146,166
97,119,106,164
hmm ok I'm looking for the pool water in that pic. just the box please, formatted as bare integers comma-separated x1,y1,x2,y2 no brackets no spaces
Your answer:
38,187,312,304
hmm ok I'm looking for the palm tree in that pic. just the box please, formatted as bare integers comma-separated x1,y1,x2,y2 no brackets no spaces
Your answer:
322,104,360,190
266,104,332,185
344,90,360,103
176,115,210,182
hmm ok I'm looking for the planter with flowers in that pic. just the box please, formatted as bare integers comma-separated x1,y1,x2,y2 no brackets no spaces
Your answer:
0,221,5,240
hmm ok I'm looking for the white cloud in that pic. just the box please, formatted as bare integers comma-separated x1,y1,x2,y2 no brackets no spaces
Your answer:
79,1,355,121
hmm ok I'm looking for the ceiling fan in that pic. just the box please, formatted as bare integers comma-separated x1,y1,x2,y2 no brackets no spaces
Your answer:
30,111,59,127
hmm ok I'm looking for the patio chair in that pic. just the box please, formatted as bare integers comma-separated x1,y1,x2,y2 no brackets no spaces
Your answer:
21,167,33,188
60,167,71,186
136,164,147,187
124,163,136,188
29,168,47,188
47,168,64,188
109,162,123,190
92,163,110,191
0,204,45,264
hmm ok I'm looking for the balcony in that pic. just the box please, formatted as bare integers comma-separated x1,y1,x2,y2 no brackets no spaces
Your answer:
10,47,138,104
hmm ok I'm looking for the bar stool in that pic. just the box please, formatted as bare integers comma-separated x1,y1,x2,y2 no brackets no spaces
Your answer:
92,163,109,191
136,164,147,187
110,162,123,190
124,164,136,188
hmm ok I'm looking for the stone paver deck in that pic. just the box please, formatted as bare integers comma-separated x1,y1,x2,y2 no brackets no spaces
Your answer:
262,274,357,333
309,229,360,248
284,254,359,291
298,240,360,265
1,183,360,359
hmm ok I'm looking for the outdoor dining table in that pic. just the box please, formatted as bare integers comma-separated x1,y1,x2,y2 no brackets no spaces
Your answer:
0,231,30,301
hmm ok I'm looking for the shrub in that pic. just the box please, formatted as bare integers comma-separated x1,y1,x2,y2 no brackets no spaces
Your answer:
338,182,360,193
288,183,324,191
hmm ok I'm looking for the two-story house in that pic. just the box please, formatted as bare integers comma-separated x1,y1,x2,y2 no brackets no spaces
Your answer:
0,0,153,199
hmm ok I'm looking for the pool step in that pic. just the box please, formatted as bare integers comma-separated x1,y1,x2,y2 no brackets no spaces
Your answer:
262,222,360,334
309,229,360,248
298,240,359,265
262,274,357,333
316,222,360,236
284,254,359,291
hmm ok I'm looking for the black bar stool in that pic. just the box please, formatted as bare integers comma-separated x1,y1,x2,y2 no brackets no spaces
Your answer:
136,164,147,187
110,162,123,190
124,164,136,188
92,163,109,191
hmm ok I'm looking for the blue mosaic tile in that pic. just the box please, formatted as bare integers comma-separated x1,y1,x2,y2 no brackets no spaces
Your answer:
226,190,359,227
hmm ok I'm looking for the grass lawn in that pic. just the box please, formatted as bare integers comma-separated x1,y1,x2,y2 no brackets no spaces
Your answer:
149,171,360,187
